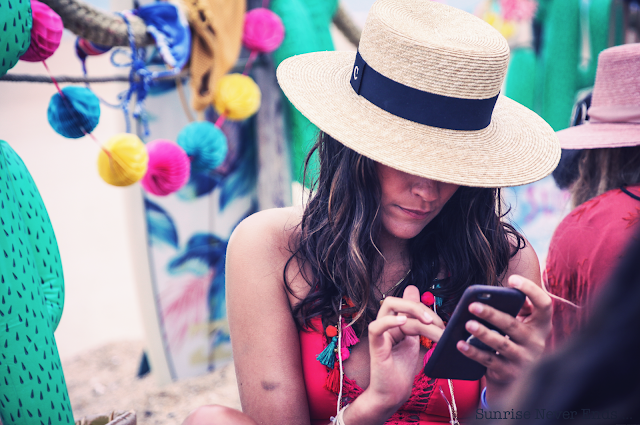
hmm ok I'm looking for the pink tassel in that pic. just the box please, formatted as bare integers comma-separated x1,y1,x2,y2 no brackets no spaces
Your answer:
339,341,350,361
341,324,359,347
339,330,351,361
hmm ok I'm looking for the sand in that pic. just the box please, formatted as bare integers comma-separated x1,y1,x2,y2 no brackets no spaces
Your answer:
62,341,242,424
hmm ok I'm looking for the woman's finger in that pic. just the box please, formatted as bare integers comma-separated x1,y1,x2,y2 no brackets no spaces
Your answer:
399,319,445,342
378,296,443,328
467,302,528,344
369,314,411,348
508,275,552,323
456,340,518,384
463,319,520,359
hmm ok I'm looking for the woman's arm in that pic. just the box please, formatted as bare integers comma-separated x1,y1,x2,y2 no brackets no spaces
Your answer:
226,208,312,424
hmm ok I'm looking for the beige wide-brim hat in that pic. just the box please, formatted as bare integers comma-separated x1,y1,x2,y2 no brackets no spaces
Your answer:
276,0,560,188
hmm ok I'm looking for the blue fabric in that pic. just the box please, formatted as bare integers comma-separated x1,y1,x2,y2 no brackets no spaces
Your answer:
136,3,191,71
350,52,499,131
47,86,100,138
481,387,490,410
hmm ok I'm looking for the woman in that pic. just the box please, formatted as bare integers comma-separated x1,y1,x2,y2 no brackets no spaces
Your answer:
545,43,640,350
184,1,559,424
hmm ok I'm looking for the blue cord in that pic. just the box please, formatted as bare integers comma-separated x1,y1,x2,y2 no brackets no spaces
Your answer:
481,387,490,410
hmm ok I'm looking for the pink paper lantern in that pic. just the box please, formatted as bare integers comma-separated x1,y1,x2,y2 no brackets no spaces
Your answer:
242,8,285,53
500,0,538,21
141,140,191,196
20,0,64,62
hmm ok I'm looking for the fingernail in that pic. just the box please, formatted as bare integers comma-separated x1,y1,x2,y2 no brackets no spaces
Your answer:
470,303,483,314
467,320,479,331
458,341,469,352
510,276,522,288
397,315,407,324
423,312,433,323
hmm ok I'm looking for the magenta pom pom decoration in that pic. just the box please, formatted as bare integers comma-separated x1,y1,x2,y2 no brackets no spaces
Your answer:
20,0,63,62
500,0,538,21
242,8,285,53
141,140,191,196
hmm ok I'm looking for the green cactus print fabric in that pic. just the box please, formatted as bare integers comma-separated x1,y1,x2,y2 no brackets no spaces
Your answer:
0,0,33,77
0,140,73,425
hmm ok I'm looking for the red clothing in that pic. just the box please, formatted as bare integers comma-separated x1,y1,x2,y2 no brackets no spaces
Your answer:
545,185,640,349
300,319,480,425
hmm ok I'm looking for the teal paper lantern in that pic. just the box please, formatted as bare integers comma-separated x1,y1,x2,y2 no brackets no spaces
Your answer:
47,86,100,138
177,121,228,172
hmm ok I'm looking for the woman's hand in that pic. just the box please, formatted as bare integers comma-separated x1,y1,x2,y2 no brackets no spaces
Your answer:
456,274,552,405
343,285,444,425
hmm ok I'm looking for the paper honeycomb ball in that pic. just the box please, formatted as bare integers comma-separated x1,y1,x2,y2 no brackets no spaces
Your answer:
97,133,149,187
47,86,101,138
213,73,261,121
141,139,191,196
177,121,228,172
0,0,33,76
243,8,285,53
20,0,63,62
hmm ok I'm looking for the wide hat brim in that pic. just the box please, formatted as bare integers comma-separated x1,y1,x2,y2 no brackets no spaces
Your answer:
277,51,560,188
556,122,640,150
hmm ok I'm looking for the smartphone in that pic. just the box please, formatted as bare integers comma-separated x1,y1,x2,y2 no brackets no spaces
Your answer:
422,285,526,381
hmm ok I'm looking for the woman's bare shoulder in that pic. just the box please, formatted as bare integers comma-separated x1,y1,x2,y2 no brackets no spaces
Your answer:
228,206,302,254
226,207,305,294
503,235,541,286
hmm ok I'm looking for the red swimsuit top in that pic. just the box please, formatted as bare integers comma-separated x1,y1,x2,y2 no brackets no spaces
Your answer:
300,318,481,425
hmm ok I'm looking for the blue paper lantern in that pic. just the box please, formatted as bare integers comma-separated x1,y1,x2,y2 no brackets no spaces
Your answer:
47,86,100,138
177,121,228,172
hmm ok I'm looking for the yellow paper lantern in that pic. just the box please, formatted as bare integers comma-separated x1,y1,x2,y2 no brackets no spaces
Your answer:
213,73,261,121
483,11,515,40
97,133,149,186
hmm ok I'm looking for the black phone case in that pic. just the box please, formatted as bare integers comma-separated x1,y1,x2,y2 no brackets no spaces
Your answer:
422,285,526,381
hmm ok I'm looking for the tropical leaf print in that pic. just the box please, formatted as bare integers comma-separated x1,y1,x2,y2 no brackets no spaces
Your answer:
144,198,179,248
218,118,258,210
168,233,227,275
166,233,230,349
159,271,213,348
176,171,223,201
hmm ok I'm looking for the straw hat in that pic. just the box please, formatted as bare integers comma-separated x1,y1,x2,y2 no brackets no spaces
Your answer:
557,43,640,150
276,0,560,188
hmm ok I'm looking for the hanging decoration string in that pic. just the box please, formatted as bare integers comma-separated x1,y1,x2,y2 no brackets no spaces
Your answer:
110,12,153,136
0,69,190,84
337,303,345,416
109,11,183,137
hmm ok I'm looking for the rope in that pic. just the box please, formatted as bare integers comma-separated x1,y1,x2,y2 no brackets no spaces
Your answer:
36,0,360,49
2,74,139,84
0,70,189,84
38,0,153,47
0,56,260,84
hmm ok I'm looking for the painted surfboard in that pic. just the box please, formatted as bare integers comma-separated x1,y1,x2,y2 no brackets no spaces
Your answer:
127,51,290,384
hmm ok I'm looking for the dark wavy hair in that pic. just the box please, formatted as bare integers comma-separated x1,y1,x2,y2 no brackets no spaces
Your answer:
284,132,525,334
571,146,640,207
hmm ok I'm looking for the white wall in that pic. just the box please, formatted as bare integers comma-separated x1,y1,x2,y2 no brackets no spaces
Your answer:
0,33,145,361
